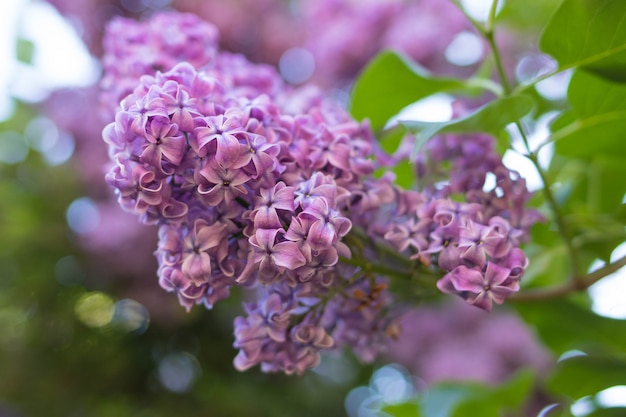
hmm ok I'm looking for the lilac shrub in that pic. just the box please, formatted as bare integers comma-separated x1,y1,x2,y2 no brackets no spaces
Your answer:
101,12,537,374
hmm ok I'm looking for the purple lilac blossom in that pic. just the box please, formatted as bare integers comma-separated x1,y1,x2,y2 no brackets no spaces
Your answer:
299,0,475,87
101,12,537,374
102,13,402,374
387,299,552,385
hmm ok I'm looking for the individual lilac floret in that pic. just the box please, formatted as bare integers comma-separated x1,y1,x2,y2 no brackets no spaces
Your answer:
437,263,520,312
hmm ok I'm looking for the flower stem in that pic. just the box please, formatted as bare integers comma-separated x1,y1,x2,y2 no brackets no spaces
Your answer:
476,1,582,282
510,254,626,302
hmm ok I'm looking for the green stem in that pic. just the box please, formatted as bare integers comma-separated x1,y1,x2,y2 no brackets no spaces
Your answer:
339,256,411,281
476,0,583,282
485,31,511,94
525,151,580,277
511,254,626,302
512,67,563,95
486,0,500,34
450,0,488,36
464,77,504,96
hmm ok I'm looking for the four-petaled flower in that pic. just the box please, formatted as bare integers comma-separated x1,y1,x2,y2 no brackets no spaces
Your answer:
437,263,519,312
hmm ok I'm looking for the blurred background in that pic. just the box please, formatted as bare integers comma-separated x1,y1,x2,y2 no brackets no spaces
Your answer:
1,0,625,416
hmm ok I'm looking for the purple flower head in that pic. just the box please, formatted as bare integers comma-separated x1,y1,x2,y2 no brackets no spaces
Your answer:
141,117,186,175
437,263,520,312
106,161,165,219
194,110,249,168
196,160,250,206
180,219,227,285
247,182,295,230
162,82,202,132
249,228,306,281
458,221,504,268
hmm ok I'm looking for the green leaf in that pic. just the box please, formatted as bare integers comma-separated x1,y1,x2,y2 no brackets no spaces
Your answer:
500,0,561,32
548,354,626,399
420,370,534,417
420,384,478,417
586,408,626,417
552,71,626,158
515,299,626,356
522,244,571,288
383,402,422,417
402,95,534,158
540,0,626,81
349,51,466,131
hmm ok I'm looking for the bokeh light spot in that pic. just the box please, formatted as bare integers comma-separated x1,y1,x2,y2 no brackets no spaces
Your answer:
113,299,150,334
158,352,201,393
74,292,114,328
24,116,59,152
0,131,29,164
43,131,74,166
445,31,484,66
66,197,100,234
597,385,626,408
54,255,85,287
279,48,315,84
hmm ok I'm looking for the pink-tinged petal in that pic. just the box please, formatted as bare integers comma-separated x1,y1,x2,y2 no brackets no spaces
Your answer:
234,351,257,372
179,282,207,300
437,243,461,271
436,273,457,295
501,248,528,279
250,228,280,251
139,144,162,170
159,135,186,165
334,241,351,259
160,198,188,221
333,216,352,238
466,291,493,312
234,321,266,344
483,262,511,287
195,221,226,252
460,244,487,268
317,247,339,267
253,206,282,229
272,241,306,270
271,183,296,211
182,252,212,285
266,326,287,343
326,142,351,171
158,267,190,293
489,285,516,305
215,133,244,168
194,126,218,157
448,265,485,293
307,220,336,250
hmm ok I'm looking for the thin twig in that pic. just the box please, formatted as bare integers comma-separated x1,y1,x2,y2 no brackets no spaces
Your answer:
510,254,626,302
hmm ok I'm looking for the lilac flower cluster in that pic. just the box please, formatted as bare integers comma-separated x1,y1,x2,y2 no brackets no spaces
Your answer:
101,12,402,372
387,299,552,385
101,12,537,374
379,131,542,312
